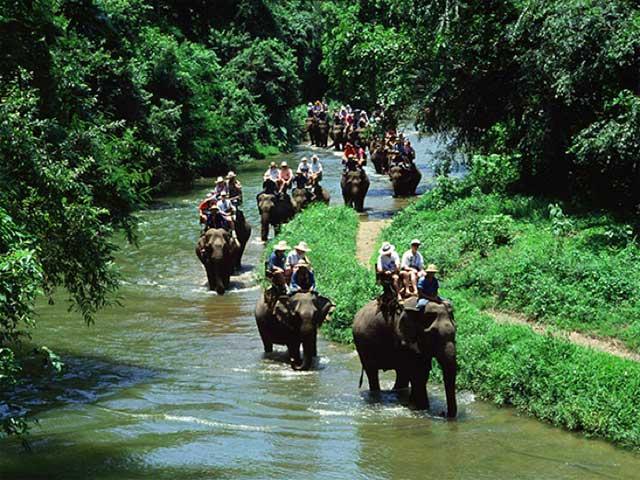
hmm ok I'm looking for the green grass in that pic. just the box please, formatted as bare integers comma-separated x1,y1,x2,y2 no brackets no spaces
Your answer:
271,202,640,449
382,191,640,351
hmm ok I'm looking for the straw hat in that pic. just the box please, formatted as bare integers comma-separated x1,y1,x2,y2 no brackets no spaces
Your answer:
216,176,224,183
296,259,310,269
301,157,308,162
425,264,439,273
220,191,228,197
379,242,395,255
311,155,319,162
274,240,289,251
294,241,311,252
270,161,277,168
410,239,421,246
205,192,214,199
280,161,288,168
227,171,236,178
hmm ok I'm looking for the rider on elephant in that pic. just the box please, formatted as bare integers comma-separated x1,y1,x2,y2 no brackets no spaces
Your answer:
417,264,450,311
277,161,293,194
310,155,323,185
289,260,316,294
403,140,416,163
216,192,236,236
226,171,243,205
267,240,289,296
213,176,228,200
285,241,311,281
400,239,425,297
376,242,402,301
296,158,311,182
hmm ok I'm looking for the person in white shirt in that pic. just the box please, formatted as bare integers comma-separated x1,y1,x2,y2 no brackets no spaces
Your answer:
400,239,425,296
264,162,279,183
376,242,402,299
310,155,323,186
216,191,236,235
285,241,311,282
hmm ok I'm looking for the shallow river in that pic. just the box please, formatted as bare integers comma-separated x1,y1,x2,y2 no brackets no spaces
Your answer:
1,133,639,479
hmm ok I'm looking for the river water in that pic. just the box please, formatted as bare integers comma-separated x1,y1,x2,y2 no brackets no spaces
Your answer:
1,133,639,479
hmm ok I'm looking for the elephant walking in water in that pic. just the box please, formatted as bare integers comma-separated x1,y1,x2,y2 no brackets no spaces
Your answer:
196,228,239,295
389,163,422,197
341,170,370,212
256,181,295,242
255,291,334,370
352,296,457,417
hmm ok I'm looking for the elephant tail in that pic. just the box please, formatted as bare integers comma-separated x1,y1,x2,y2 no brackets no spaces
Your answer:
358,368,364,389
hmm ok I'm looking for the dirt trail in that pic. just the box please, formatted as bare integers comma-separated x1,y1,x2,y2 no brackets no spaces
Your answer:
489,309,640,362
356,218,390,266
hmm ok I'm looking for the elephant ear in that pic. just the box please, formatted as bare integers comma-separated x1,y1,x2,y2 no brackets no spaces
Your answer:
274,296,299,331
313,295,335,326
398,297,423,345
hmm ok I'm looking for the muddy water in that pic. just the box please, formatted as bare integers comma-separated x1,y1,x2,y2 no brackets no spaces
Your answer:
1,133,639,479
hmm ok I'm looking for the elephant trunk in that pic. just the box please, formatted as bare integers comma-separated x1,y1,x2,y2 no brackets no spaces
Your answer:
206,258,226,295
260,211,270,242
293,334,315,371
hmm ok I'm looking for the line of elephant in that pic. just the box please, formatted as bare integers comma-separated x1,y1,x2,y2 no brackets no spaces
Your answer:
254,290,457,418
304,116,366,151
369,139,422,197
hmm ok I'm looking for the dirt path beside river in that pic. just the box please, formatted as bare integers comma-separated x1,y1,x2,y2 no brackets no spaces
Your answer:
356,218,390,266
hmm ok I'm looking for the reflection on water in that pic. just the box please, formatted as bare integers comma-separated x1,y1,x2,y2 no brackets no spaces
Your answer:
1,134,639,479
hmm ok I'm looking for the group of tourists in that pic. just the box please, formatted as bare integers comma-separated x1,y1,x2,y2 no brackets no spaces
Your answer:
376,239,445,308
262,156,324,197
267,240,317,295
383,130,416,169
198,172,244,235
306,100,329,120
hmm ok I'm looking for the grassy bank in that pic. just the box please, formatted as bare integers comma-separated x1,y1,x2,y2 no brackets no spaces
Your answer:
268,202,640,449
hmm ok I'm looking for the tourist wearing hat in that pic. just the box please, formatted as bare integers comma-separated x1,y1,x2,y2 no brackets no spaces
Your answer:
376,242,402,300
289,259,316,294
417,264,443,310
296,157,311,180
264,162,279,183
216,191,236,235
277,161,293,194
310,155,323,186
286,241,311,280
226,171,242,204
267,241,290,293
198,192,217,229
212,176,228,200
400,239,425,296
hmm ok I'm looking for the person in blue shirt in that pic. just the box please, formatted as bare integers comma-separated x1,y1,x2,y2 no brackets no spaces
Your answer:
267,241,289,293
289,260,316,294
417,264,443,310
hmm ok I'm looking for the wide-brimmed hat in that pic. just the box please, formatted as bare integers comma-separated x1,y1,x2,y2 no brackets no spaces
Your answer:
410,239,421,246
280,161,288,168
205,192,214,199
379,242,395,255
294,241,311,252
311,155,319,161
227,171,236,178
274,240,289,251
301,157,308,162
216,176,224,183
296,259,310,269
270,161,277,168
425,264,439,273
220,191,228,197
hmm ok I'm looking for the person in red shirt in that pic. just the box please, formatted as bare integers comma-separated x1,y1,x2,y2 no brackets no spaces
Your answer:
277,161,293,193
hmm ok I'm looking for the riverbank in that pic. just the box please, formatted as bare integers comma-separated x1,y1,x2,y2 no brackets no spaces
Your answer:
268,201,640,450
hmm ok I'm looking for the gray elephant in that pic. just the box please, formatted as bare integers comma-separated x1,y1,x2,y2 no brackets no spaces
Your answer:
257,188,295,242
369,143,389,175
313,119,330,148
255,291,335,370
291,187,311,213
388,163,422,197
330,124,346,150
352,296,457,417
196,228,239,295
341,170,370,212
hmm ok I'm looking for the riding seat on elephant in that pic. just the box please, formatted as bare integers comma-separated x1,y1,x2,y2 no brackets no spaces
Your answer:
388,162,422,197
352,296,457,417
196,228,240,295
255,290,335,370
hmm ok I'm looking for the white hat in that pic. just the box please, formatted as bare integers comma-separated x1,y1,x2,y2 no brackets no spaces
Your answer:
425,264,439,273
216,176,224,183
301,157,308,162
274,240,289,251
280,161,288,168
205,192,214,199
379,242,395,255
220,191,228,197
410,239,421,246
227,171,236,178
297,259,310,269
294,241,311,252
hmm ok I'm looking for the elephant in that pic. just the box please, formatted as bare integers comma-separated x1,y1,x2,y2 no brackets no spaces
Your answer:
389,163,422,197
196,228,239,295
313,120,330,148
370,147,389,175
330,124,346,151
233,209,252,271
352,296,457,417
341,170,370,212
256,188,295,242
305,117,316,145
291,187,312,213
255,291,335,370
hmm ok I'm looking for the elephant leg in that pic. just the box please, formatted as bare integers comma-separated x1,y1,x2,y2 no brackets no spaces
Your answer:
261,222,269,242
287,342,301,367
437,342,458,418
365,367,380,392
393,369,410,390
409,361,430,410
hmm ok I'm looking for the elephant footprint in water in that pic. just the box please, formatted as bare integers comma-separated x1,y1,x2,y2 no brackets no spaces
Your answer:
353,297,457,417
255,291,334,370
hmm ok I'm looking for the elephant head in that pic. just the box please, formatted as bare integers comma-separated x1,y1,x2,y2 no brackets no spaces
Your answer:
196,228,235,295
257,193,276,241
399,298,457,417
342,171,369,212
274,292,335,370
